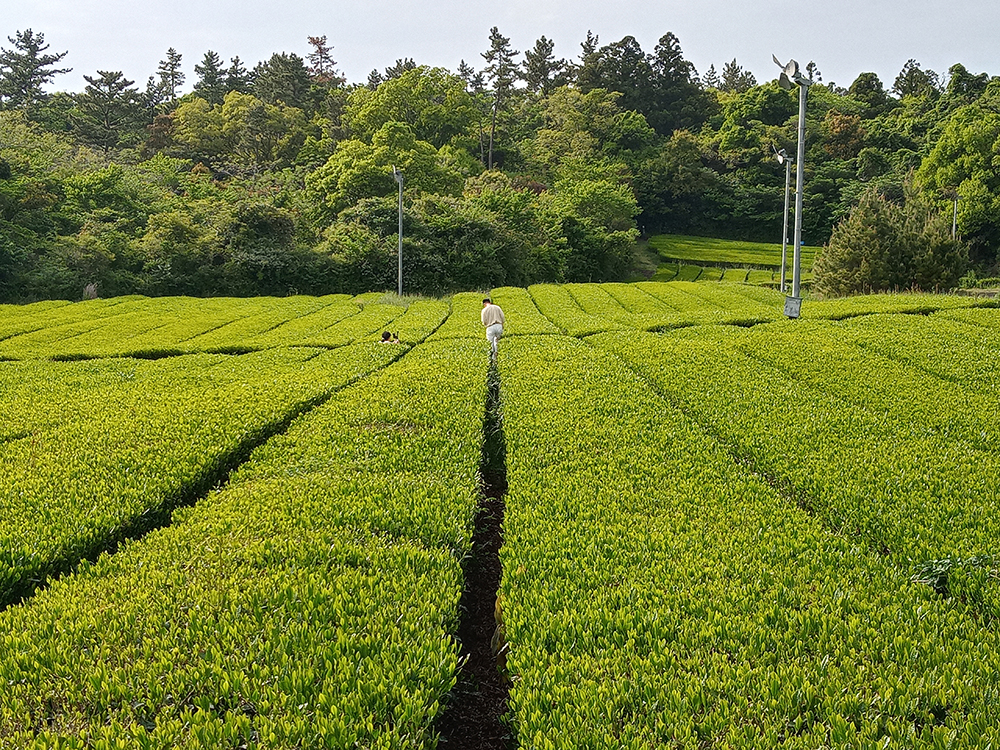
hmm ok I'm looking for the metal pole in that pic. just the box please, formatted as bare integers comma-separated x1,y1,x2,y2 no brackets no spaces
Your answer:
780,159,791,293
791,81,807,299
393,166,404,297
397,177,403,296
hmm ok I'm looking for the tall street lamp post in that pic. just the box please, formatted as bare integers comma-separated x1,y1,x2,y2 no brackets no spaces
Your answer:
392,166,404,296
774,55,813,318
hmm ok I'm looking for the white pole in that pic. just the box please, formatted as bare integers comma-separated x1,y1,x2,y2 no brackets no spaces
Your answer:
397,179,403,297
792,81,808,300
780,159,791,293
393,166,404,297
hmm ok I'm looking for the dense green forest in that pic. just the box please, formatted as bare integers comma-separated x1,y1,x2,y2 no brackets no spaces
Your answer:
1,27,997,301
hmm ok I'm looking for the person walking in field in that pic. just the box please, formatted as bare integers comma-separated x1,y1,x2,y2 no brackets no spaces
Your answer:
481,298,505,358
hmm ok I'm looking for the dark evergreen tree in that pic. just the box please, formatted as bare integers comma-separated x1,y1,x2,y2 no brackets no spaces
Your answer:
156,47,184,103
814,186,967,295
647,32,710,134
72,71,143,154
893,59,939,98
481,27,520,169
572,30,600,88
366,69,384,90
848,72,891,117
141,75,165,123
576,35,652,112
702,64,720,89
252,53,311,108
193,50,228,105
523,36,567,95
383,58,417,80
720,59,756,93
0,29,71,109
226,56,250,94
944,63,989,103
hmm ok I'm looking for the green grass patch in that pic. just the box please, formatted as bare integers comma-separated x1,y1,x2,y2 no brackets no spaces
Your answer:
675,264,703,281
649,234,817,271
701,267,724,281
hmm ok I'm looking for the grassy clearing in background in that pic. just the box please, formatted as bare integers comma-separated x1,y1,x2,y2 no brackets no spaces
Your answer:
649,234,818,271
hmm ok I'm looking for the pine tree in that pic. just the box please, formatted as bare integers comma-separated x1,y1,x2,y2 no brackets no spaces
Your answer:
72,71,143,154
383,58,416,81
156,47,184,103
0,29,71,109
142,75,165,123
226,57,249,94
523,36,566,95
702,64,720,89
306,35,343,87
481,27,519,169
720,59,756,93
252,52,311,108
193,50,227,105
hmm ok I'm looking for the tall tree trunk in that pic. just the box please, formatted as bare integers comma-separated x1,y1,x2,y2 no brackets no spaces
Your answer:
489,95,498,170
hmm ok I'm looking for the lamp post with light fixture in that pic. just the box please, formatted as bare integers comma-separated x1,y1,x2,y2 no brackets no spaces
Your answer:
773,55,812,317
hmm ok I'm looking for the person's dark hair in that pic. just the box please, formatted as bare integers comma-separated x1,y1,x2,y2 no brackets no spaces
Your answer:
482,298,491,304
381,331,392,341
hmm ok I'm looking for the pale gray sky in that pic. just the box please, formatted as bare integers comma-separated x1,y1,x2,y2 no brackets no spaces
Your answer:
6,0,998,94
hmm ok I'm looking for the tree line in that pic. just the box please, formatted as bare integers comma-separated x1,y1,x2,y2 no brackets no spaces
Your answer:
0,27,996,301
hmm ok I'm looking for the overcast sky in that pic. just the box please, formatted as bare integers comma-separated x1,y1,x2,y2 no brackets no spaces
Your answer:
6,0,999,94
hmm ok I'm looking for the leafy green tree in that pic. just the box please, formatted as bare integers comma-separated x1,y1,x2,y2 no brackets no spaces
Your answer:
72,71,144,154
220,91,307,173
139,209,221,296
306,121,464,221
345,66,478,149
193,50,228,105
518,87,649,183
170,96,227,165
537,174,639,281
634,129,719,234
0,29,71,110
221,202,298,293
156,47,185,103
915,80,1000,263
0,109,78,175
481,27,520,169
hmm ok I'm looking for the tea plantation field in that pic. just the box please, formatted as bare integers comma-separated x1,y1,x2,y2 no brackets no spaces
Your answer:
1,285,999,748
